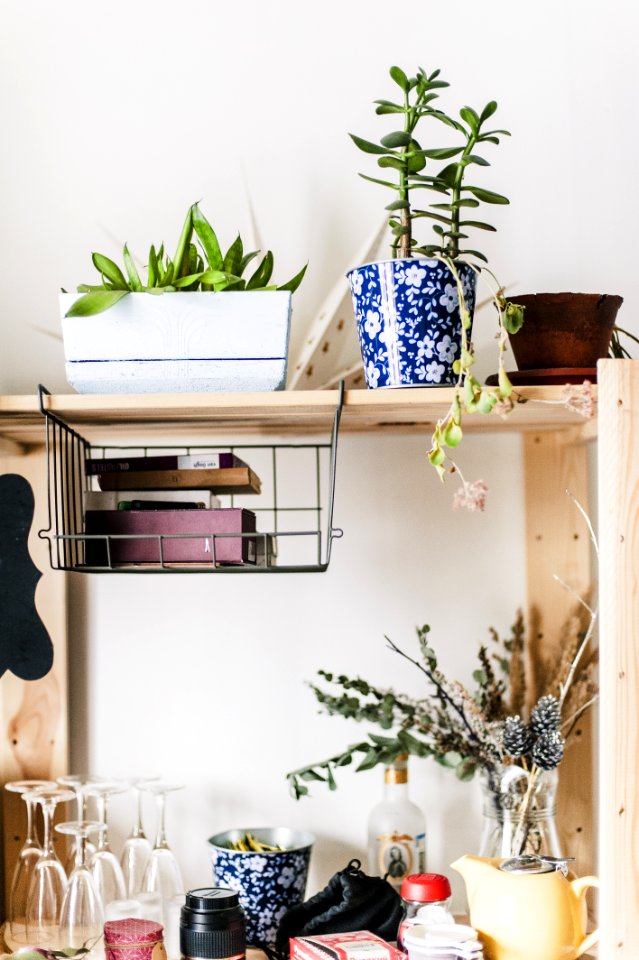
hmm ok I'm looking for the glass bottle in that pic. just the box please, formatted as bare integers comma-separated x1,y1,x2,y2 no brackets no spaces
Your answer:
479,766,562,859
367,754,426,889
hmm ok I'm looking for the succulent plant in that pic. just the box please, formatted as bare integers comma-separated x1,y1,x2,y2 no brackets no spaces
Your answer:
65,202,307,317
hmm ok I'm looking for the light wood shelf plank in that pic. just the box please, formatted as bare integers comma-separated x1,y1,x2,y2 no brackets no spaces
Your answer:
0,385,591,444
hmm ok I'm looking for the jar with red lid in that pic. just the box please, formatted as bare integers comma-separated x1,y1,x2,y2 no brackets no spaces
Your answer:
397,873,453,951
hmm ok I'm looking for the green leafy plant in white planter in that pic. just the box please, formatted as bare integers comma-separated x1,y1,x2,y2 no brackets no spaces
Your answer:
346,65,524,495
61,203,307,394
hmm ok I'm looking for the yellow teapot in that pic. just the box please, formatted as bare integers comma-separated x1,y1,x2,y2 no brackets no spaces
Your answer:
451,855,599,960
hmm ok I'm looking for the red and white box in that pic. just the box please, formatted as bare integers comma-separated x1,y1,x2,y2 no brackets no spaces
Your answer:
290,932,403,960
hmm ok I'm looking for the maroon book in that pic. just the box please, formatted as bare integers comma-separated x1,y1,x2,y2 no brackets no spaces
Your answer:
84,508,257,566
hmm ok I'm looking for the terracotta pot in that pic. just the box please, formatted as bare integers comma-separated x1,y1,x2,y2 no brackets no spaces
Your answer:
507,292,623,370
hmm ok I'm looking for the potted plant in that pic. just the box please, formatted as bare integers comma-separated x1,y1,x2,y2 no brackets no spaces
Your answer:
60,203,306,394
346,65,524,489
503,292,624,382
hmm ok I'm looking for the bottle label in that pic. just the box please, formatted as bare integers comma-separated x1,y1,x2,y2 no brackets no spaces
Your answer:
376,831,426,884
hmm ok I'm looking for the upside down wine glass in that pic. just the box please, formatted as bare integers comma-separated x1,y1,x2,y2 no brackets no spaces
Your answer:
57,774,102,872
120,776,158,897
5,779,57,947
85,781,127,906
25,786,76,949
56,820,106,949
142,782,185,900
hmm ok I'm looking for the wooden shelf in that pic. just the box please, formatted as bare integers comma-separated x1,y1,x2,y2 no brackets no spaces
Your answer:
0,385,591,445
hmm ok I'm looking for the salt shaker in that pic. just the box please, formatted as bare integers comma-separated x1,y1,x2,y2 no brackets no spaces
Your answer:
397,873,453,950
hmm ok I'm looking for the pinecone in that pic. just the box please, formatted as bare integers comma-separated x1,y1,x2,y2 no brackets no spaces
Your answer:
502,715,533,757
531,730,565,770
530,695,561,736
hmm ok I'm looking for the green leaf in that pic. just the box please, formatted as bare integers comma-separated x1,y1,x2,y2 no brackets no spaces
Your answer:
442,420,463,448
278,262,307,293
374,99,404,115
455,759,477,781
466,154,490,167
147,244,158,287
356,748,382,772
299,769,326,782
422,147,464,160
389,65,409,92
385,199,410,211
65,290,130,317
406,143,427,174
239,250,260,275
441,751,463,768
466,188,509,205
91,253,128,290
173,205,194,278
437,163,459,187
172,272,207,289
459,220,497,231
326,766,337,791
378,156,405,171
192,202,223,271
197,269,243,290
499,366,513,398
122,244,143,291
223,233,243,276
380,130,412,148
480,100,498,123
247,250,274,289
359,173,399,189
458,249,489,263
349,133,388,155
503,300,526,334
460,106,480,132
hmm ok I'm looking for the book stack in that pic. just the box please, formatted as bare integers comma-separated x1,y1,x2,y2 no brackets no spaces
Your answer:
83,452,267,567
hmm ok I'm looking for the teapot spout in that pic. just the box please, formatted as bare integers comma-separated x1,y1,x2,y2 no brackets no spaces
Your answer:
451,855,500,904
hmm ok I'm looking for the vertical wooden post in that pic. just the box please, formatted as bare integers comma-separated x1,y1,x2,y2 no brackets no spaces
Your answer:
598,359,639,957
0,447,68,920
523,427,595,876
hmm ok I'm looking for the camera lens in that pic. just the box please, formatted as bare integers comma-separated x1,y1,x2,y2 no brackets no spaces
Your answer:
180,887,246,960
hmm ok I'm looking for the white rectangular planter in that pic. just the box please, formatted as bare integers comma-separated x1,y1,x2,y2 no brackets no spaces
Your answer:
60,290,292,393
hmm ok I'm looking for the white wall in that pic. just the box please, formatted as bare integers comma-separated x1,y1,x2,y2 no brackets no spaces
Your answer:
1,0,633,915
68,430,526,910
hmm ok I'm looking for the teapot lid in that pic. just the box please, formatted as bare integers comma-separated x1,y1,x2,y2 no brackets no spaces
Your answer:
500,855,575,876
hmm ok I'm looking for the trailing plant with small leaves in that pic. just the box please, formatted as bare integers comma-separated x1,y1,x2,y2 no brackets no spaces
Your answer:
351,65,510,263
65,203,307,317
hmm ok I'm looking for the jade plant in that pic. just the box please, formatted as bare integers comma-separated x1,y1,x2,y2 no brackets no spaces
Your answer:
351,65,526,496
350,65,511,264
65,202,307,317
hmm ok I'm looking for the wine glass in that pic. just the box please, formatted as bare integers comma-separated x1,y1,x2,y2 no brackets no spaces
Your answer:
25,786,76,949
84,781,127,905
57,774,103,871
120,776,159,896
142,782,185,900
5,779,57,947
56,820,105,949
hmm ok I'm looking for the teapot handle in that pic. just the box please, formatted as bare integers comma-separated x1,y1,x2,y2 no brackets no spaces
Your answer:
571,875,600,958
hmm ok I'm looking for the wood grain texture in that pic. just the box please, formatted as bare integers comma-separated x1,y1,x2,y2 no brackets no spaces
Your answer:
523,428,595,877
0,449,68,918
597,359,639,958
0,386,590,445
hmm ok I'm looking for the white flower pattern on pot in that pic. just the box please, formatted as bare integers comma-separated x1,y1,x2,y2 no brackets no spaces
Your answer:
439,283,459,313
437,335,458,364
363,309,381,338
404,264,427,288
350,269,364,296
425,360,446,383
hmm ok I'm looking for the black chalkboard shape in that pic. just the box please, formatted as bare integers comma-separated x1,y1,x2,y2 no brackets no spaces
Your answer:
0,474,54,680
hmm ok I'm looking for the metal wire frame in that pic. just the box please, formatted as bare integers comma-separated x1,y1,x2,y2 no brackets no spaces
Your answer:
37,383,344,574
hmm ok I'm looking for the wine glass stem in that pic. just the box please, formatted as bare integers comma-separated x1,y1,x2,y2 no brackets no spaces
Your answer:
132,788,145,839
95,794,111,851
75,834,88,870
154,793,168,849
41,800,55,857
25,795,37,846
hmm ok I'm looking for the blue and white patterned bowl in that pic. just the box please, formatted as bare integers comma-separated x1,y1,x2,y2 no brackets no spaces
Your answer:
208,827,314,947
347,257,477,388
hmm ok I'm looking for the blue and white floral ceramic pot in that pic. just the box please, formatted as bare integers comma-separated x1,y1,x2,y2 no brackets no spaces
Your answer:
347,257,477,388
208,827,314,946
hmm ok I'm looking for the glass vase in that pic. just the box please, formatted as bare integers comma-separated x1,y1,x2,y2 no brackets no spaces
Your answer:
479,766,562,859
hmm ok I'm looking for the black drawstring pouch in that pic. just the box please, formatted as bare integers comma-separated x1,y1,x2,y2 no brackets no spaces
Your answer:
274,859,403,957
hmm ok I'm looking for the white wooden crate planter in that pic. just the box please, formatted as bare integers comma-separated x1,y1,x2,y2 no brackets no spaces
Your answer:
60,291,292,394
